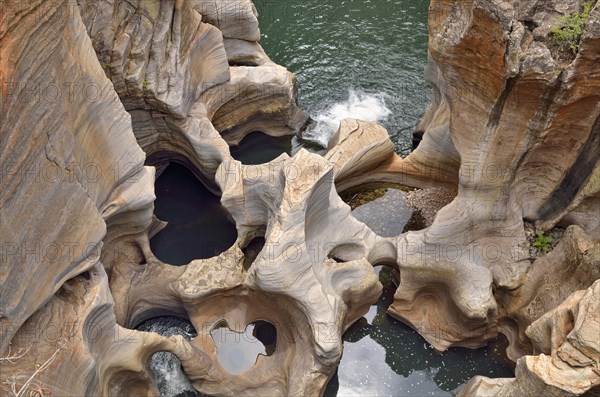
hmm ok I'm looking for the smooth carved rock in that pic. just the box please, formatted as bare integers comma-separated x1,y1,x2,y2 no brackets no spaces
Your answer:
223,38,273,66
2,0,600,396
0,1,190,395
386,0,600,358
496,226,600,362
459,280,600,397
203,65,309,145
194,0,261,42
216,150,386,357
0,0,150,353
80,0,307,187
2,264,211,396
103,149,385,396
0,1,382,395
80,0,230,116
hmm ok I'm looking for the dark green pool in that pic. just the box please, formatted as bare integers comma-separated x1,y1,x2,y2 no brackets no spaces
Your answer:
254,0,431,155
254,2,514,395
150,163,237,266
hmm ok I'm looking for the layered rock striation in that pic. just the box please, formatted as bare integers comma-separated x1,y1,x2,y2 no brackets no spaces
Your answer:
1,0,599,396
386,0,600,395
0,1,380,396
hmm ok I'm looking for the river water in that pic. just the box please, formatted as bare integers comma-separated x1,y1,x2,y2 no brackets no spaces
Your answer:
255,1,514,396
254,0,431,155
147,170,513,397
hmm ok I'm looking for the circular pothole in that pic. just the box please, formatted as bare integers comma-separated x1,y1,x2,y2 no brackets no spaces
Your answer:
230,131,292,165
150,163,237,265
210,320,277,374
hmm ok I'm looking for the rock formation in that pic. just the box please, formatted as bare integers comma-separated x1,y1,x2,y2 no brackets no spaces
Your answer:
0,1,379,395
384,0,600,394
459,280,600,397
78,0,307,190
1,0,599,396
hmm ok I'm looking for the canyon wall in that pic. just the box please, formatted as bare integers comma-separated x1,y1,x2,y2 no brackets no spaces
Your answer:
389,0,600,395
1,0,599,396
0,1,381,395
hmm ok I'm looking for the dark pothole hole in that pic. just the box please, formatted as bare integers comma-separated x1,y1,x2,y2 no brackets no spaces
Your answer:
229,131,292,165
242,236,266,271
149,163,237,266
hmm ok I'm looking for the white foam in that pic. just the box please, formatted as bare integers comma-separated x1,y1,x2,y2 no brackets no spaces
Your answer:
303,89,392,148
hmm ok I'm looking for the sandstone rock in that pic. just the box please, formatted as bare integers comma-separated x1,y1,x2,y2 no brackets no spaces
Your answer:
0,0,150,353
102,148,387,395
0,1,380,396
80,0,307,188
194,0,261,42
497,226,600,362
203,65,309,145
387,0,600,357
2,0,599,396
223,38,272,66
459,280,600,397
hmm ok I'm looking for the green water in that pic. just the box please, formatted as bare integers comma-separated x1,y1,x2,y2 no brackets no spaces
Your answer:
147,3,513,394
255,0,431,155
323,267,513,397
230,131,292,164
149,164,512,396
254,2,514,396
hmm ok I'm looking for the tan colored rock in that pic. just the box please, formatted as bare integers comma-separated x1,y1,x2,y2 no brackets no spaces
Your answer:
0,1,379,396
102,149,385,396
1,263,211,397
194,0,261,42
2,0,600,396
80,0,230,117
0,0,149,353
459,280,600,397
223,38,273,66
497,226,600,362
203,65,308,145
80,0,307,187
385,0,600,356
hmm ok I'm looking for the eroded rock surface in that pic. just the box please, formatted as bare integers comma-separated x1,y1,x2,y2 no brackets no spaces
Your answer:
79,0,307,190
1,0,599,396
392,0,600,395
460,280,600,397
384,0,599,350
0,1,380,396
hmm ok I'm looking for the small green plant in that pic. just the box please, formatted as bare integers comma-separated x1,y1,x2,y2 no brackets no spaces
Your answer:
551,1,595,54
142,79,148,90
106,62,113,69
533,231,553,253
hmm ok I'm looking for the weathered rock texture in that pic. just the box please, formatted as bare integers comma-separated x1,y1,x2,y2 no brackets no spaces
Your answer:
79,0,307,190
459,280,600,397
0,1,379,396
1,0,599,396
0,1,198,395
386,0,600,395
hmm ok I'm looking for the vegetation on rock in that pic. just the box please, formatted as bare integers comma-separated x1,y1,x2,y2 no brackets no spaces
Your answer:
533,231,553,253
551,1,595,54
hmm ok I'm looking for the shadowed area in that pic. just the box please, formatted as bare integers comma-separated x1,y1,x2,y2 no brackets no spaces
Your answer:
229,131,293,165
150,163,238,265
324,267,514,396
